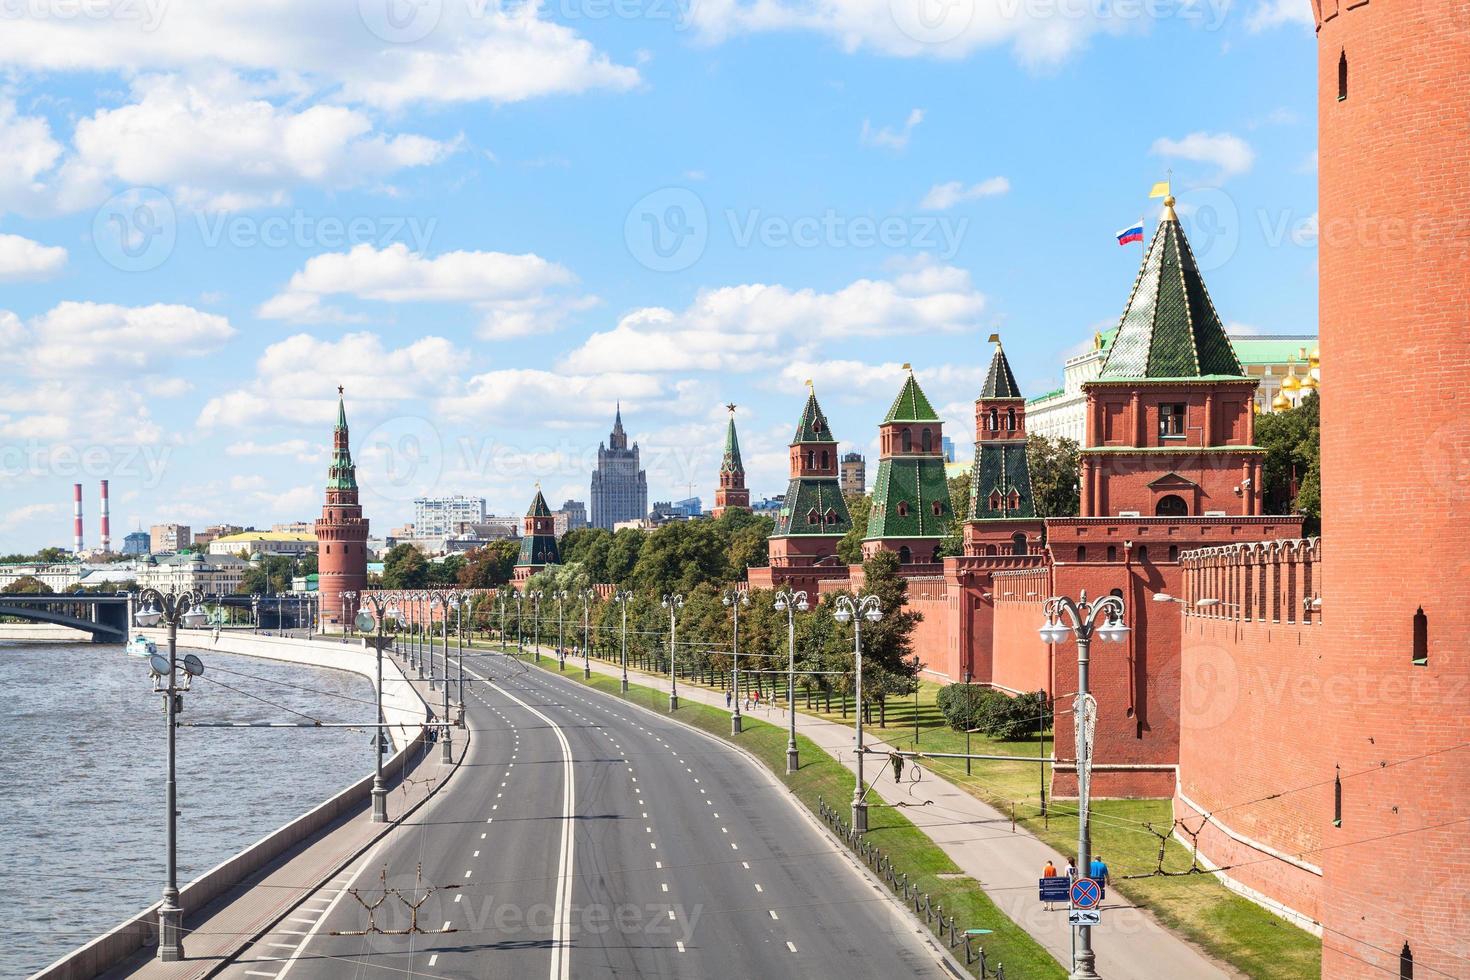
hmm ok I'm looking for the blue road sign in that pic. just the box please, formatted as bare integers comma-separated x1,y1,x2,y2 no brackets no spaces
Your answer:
1040,877,1071,902
1070,877,1101,910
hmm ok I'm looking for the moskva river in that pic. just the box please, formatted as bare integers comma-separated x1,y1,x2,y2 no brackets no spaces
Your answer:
0,639,378,977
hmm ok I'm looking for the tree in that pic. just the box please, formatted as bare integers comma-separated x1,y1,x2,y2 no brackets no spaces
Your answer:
836,493,872,565
1027,434,1081,518
938,471,970,557
426,554,466,586
458,540,519,589
727,516,774,576
381,543,429,589
606,528,646,586
2,575,47,594
822,549,921,724
1256,390,1321,534
631,520,732,595
237,555,296,594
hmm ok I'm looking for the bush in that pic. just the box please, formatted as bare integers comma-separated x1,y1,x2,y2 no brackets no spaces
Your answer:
938,685,1052,740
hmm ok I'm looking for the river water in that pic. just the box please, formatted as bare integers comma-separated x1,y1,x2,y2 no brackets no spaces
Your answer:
0,640,379,978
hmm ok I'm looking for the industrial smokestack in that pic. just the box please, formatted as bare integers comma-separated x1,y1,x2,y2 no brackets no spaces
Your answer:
99,480,111,553
73,483,83,554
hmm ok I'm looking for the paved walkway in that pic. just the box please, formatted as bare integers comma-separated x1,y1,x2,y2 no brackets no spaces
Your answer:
103,670,461,980
536,645,1234,980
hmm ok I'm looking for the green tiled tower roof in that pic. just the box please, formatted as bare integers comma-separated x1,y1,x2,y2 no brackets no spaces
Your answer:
882,370,940,423
866,456,951,538
326,389,358,492
526,489,552,518
968,443,1037,520
721,412,744,474
773,388,849,538
792,388,837,444
772,477,851,537
517,488,559,566
1098,200,1245,381
981,342,1023,399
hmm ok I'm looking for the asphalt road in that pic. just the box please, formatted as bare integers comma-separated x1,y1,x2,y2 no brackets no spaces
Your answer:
217,646,955,980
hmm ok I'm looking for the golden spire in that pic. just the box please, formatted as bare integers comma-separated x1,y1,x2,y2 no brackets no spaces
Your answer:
1163,194,1178,221
987,332,1000,345
902,362,913,372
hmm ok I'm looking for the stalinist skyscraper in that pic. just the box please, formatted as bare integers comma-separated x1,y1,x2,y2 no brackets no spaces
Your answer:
590,404,647,530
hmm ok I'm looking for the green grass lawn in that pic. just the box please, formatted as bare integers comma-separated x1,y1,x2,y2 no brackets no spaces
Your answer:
486,643,1066,979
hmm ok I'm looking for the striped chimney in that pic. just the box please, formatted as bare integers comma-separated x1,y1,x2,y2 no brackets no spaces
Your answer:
72,482,83,554
99,480,111,553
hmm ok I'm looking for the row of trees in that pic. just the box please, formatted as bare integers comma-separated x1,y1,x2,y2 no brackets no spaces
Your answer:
456,549,923,725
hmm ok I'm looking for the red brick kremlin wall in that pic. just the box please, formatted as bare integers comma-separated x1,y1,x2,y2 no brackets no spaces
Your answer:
1172,540,1325,934
1316,2,1470,976
989,567,1051,696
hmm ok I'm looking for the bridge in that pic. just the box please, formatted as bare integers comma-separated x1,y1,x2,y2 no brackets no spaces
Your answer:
0,593,130,642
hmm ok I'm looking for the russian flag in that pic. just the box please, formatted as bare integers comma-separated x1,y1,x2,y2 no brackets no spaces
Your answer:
1116,221,1144,246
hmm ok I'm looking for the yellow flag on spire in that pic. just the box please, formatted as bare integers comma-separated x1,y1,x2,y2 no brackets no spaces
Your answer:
1149,180,1171,199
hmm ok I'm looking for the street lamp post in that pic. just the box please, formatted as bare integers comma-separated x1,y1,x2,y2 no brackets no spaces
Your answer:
133,588,208,962
358,592,400,823
833,592,882,834
251,595,259,634
514,591,525,654
580,589,595,679
555,590,568,670
455,593,466,717
721,589,749,734
662,593,684,709
614,591,633,692
431,591,456,763
1039,590,1129,980
773,589,809,773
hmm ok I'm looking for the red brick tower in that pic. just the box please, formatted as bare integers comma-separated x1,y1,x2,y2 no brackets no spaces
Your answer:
1048,198,1299,797
863,367,951,564
1316,4,1470,976
315,387,368,629
711,403,750,518
513,487,560,585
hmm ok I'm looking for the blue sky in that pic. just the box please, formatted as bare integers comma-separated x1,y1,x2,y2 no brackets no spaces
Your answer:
0,0,1320,550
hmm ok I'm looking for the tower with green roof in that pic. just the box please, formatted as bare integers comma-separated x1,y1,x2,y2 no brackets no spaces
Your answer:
1078,194,1267,519
711,404,750,518
863,367,951,565
964,336,1043,557
315,386,368,628
513,487,560,584
762,385,851,573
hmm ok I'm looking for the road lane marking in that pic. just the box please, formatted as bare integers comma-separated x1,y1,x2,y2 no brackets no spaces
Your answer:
787,941,798,953
769,910,779,920
754,884,763,892
677,941,686,952
428,954,439,966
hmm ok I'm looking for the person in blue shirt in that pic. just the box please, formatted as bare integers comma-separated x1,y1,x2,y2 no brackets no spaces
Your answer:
1089,856,1110,889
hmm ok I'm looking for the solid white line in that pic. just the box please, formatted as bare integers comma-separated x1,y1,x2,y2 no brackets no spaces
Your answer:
274,830,393,980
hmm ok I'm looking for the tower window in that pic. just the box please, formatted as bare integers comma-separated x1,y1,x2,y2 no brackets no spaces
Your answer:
1077,545,1086,562
806,450,815,469
1338,50,1348,102
1413,607,1428,665
1159,403,1187,438
1011,533,1027,556
1400,942,1413,980
921,428,933,452
897,500,909,518
825,508,838,524
901,429,912,452
807,509,820,525
898,546,912,564
820,449,829,468
1007,407,1016,431
931,500,943,517
988,408,999,431
1107,545,1117,562
1333,765,1342,827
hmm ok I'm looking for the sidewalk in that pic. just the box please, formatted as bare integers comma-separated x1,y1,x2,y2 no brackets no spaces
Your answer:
538,645,1234,980
99,667,461,980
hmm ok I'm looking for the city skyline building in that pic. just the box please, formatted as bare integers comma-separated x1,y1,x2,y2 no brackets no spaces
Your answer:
590,404,648,530
413,495,488,537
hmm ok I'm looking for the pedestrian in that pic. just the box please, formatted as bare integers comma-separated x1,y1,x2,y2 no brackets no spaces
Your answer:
1042,860,1058,910
1089,854,1110,892
1065,857,1079,881
725,689,732,708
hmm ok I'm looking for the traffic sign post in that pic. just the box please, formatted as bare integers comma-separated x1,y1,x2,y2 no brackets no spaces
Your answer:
1040,877,1071,903
1070,877,1102,910
1069,909,1101,926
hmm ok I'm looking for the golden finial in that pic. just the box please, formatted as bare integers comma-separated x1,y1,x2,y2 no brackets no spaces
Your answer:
987,332,1000,345
1163,194,1178,221
902,362,913,372
804,378,814,390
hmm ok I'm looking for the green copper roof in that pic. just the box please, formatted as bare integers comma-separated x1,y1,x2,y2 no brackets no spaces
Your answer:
516,531,559,566
721,414,744,474
981,345,1022,399
882,372,940,423
866,455,950,539
792,390,837,445
968,441,1036,520
1098,210,1244,381
326,394,357,492
526,489,552,518
772,477,851,537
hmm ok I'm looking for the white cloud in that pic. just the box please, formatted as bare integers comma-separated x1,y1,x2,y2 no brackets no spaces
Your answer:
259,242,583,337
0,502,60,533
860,109,924,150
920,176,1010,210
686,0,1125,65
197,331,461,429
0,381,164,444
437,370,666,424
777,359,983,408
6,301,234,378
0,100,63,215
1151,132,1256,179
0,232,66,280
1247,0,1315,31
62,75,454,210
562,263,986,374
225,439,324,463
0,2,639,110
